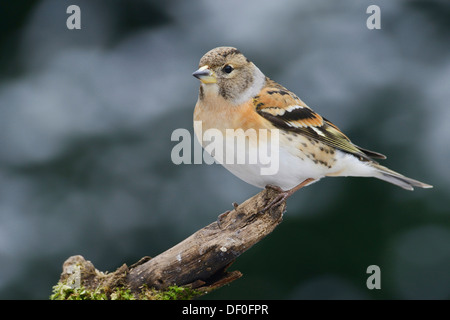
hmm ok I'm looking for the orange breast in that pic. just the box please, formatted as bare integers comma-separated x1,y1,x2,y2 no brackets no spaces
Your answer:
194,98,271,133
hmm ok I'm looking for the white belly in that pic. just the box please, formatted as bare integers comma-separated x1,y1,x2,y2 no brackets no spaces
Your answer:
196,128,328,190
220,145,327,190
194,121,376,191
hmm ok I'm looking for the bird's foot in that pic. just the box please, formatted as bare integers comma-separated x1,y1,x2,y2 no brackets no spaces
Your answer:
259,186,291,214
259,178,315,214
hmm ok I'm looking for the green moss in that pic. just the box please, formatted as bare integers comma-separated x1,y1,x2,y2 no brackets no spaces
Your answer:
50,282,202,300
50,282,108,300
110,287,137,300
140,286,203,300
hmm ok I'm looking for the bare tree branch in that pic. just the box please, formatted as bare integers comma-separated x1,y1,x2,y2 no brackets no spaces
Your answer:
53,187,285,299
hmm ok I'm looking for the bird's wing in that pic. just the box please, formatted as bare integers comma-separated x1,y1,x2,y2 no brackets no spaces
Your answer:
254,86,386,161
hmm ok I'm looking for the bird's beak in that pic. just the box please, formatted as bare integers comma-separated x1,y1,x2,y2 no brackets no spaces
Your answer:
192,65,216,84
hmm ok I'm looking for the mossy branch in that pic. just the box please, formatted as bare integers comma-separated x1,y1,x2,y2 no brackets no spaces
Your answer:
51,187,285,300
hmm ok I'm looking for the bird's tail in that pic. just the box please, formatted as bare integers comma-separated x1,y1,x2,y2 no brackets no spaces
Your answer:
371,163,433,191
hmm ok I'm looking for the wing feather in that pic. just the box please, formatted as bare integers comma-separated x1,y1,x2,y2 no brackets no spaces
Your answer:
255,86,386,161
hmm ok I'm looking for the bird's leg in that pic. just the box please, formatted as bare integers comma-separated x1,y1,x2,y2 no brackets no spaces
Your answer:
260,178,315,213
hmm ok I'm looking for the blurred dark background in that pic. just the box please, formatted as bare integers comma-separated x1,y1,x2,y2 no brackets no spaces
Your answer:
0,0,449,299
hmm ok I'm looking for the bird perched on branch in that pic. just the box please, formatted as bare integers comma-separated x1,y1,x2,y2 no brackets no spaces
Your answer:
192,46,432,210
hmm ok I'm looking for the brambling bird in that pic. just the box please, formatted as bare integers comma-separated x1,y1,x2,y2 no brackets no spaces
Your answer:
192,47,432,209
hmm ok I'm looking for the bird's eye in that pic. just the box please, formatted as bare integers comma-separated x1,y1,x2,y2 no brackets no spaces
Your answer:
223,65,234,74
